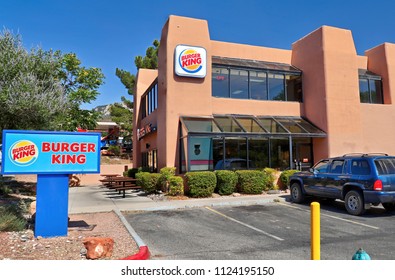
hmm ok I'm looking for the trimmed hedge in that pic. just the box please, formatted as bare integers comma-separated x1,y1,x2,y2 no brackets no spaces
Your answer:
215,170,238,195
185,171,217,198
236,170,266,194
168,176,184,196
136,172,161,194
279,169,299,189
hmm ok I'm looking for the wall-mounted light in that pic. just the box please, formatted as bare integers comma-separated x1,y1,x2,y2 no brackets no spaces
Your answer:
146,143,150,149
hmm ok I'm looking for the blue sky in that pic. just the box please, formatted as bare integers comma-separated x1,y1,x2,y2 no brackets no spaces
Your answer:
2,0,395,109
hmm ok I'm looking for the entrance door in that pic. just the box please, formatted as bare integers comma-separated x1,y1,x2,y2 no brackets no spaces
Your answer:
294,141,312,171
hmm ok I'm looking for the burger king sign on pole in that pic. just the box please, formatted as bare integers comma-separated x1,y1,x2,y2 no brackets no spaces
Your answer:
174,45,207,78
2,130,101,238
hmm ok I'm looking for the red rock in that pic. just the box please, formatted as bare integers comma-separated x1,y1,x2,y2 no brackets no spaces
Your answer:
82,237,114,259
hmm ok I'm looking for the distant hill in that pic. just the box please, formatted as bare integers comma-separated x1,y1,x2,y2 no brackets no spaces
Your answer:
93,104,112,121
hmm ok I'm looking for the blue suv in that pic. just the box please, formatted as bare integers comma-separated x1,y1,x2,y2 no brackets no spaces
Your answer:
289,153,395,215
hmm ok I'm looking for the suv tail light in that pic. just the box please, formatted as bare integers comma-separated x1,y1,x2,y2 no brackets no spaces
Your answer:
374,179,383,191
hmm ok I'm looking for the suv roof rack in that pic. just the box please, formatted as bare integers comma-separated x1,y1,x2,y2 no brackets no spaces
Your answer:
342,153,365,157
362,153,389,157
342,153,389,157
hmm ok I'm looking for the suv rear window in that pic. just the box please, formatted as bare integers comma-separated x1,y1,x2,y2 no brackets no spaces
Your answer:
374,158,395,175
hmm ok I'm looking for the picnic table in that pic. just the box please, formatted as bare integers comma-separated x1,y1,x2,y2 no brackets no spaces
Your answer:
100,176,140,198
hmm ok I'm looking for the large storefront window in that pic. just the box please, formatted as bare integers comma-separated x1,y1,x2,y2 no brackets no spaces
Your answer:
248,138,269,169
180,115,325,172
211,57,302,102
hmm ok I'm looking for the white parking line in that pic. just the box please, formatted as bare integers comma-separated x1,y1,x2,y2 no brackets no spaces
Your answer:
205,207,284,241
278,202,380,230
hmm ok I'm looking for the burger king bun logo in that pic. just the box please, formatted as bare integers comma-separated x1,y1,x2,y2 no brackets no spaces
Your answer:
9,140,39,166
175,45,206,78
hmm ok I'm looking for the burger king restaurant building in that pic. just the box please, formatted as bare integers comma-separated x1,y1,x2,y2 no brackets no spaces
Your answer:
133,15,395,173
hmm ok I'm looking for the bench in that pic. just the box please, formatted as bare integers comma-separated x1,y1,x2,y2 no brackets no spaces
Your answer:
110,185,141,198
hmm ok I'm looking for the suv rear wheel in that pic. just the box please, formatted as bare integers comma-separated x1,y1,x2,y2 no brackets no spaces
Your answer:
290,182,305,203
345,190,365,216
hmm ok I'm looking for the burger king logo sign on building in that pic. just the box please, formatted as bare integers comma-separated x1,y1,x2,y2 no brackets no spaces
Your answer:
174,45,207,78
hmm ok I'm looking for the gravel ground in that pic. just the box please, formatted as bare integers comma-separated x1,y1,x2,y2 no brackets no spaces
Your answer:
0,211,139,260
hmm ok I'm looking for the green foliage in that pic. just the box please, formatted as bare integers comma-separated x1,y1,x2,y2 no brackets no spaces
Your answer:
125,168,139,178
0,29,67,132
159,167,177,192
107,145,120,156
236,170,266,194
168,176,184,196
0,29,105,133
215,170,238,195
56,53,104,131
115,40,159,96
137,172,161,194
263,168,278,191
185,171,216,198
110,96,133,137
279,170,299,189
0,204,27,232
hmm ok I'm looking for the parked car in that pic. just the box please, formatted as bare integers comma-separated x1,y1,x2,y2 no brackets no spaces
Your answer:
289,153,395,215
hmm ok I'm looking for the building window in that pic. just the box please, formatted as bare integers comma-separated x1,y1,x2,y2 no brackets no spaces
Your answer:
212,65,302,102
359,69,383,104
141,81,158,119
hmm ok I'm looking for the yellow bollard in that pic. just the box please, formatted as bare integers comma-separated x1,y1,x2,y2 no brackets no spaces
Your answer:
311,202,320,260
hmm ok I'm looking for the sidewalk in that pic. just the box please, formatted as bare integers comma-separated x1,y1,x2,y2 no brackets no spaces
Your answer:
68,185,288,214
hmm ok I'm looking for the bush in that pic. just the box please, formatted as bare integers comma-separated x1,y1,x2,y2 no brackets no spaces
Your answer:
108,145,120,156
215,170,238,195
236,170,266,194
168,176,184,196
159,167,176,192
185,171,216,198
137,172,161,194
0,204,27,232
124,168,139,178
279,169,299,189
263,168,278,191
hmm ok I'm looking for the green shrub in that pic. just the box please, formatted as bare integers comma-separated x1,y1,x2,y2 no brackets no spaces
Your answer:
168,176,184,196
0,204,27,232
124,168,139,178
236,170,266,194
185,171,216,198
108,145,120,156
159,167,176,192
263,167,278,191
215,170,238,195
279,169,299,189
138,173,161,194
138,167,151,173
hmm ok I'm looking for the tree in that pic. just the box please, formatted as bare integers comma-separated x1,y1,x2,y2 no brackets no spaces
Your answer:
56,53,105,131
0,29,105,133
109,96,133,140
115,39,159,96
0,29,67,131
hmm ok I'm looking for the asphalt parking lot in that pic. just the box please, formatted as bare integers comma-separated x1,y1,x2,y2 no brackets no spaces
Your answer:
123,200,395,260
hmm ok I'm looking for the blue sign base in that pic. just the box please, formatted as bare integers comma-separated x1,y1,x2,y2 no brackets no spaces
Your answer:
35,174,69,238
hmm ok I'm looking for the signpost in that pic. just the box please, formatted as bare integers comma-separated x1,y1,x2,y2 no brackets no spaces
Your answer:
1,130,101,237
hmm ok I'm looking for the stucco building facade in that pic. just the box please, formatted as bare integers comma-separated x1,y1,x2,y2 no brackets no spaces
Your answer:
133,15,395,173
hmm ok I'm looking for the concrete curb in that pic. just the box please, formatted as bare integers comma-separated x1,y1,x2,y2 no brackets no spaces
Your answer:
113,209,150,260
